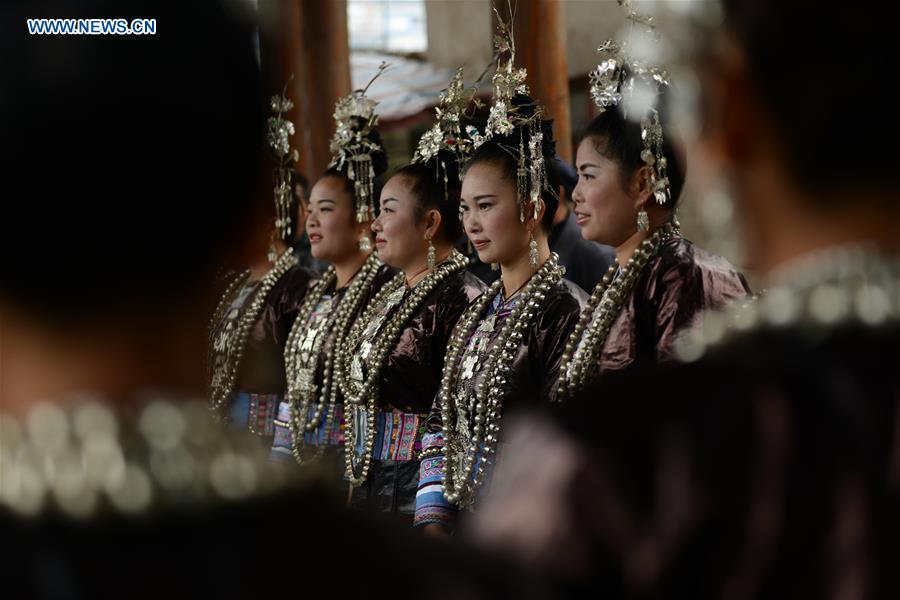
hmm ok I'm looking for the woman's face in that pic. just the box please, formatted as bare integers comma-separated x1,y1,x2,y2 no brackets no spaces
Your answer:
306,175,368,263
293,182,310,243
371,174,429,271
572,136,644,248
460,161,531,265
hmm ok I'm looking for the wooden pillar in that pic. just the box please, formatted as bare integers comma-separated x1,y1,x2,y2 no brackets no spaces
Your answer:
260,0,352,180
494,0,572,162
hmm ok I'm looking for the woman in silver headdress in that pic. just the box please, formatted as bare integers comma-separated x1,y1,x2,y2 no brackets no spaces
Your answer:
335,69,486,517
206,83,318,443
556,39,750,400
273,78,395,487
414,22,588,533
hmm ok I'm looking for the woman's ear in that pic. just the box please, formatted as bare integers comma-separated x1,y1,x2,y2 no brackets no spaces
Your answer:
525,197,547,232
630,165,653,208
424,208,442,240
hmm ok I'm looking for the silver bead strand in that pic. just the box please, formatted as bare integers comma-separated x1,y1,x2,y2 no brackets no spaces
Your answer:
440,253,565,508
336,250,470,486
558,221,680,399
284,253,382,465
208,251,299,414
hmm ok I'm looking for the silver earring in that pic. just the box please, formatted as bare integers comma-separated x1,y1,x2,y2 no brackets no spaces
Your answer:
637,207,650,232
491,262,499,271
358,233,372,252
426,238,436,269
267,233,278,264
529,232,539,269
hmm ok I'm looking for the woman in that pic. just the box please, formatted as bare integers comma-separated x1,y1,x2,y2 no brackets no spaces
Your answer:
273,84,394,486
288,169,327,272
272,171,393,472
557,55,750,399
207,85,317,443
413,89,588,530
334,148,486,517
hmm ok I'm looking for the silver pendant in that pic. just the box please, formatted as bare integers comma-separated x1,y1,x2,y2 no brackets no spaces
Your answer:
461,353,479,380
455,402,471,458
478,314,497,333
295,367,316,395
298,327,321,355
360,340,373,360
213,331,230,354
350,406,368,467
384,286,406,310
362,316,383,340
210,370,224,390
350,355,364,383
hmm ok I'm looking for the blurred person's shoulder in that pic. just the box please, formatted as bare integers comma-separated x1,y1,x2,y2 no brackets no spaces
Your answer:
0,394,507,599
569,319,900,438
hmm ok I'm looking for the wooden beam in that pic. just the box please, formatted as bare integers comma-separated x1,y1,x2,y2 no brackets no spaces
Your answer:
494,0,572,162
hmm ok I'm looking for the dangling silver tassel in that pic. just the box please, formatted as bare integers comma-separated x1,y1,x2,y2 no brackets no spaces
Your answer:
358,233,373,252
274,176,293,240
528,127,545,221
517,129,527,222
637,207,650,232
354,155,375,223
529,233,539,269
441,160,449,207
426,238,436,269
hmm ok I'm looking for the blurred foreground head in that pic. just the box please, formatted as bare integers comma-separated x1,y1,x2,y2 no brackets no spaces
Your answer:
701,0,899,272
0,0,264,322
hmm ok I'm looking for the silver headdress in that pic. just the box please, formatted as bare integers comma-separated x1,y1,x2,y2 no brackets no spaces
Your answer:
328,62,388,223
412,66,486,205
589,1,672,205
266,76,299,239
465,10,556,224
413,66,483,168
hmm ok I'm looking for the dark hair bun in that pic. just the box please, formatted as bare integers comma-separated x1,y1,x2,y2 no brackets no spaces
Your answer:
394,148,464,243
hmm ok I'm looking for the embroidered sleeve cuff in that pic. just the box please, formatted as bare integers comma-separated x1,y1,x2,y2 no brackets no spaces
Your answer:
414,433,457,528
